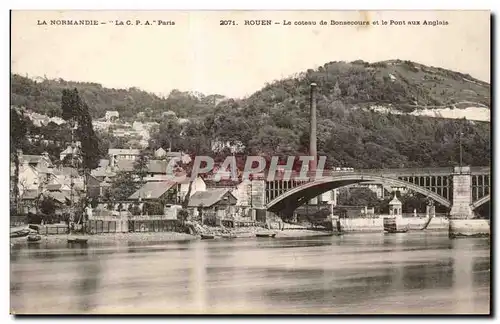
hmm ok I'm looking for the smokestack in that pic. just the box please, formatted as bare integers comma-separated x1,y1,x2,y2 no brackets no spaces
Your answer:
309,82,317,174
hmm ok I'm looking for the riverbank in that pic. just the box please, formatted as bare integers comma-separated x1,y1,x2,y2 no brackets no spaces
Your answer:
10,227,336,248
10,232,197,248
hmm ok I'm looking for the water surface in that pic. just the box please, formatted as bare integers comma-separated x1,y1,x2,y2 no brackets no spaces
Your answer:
10,232,491,314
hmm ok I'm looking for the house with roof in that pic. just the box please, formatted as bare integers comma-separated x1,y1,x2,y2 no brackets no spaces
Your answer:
115,159,184,179
128,182,180,205
128,176,206,204
105,110,120,122
86,174,112,199
17,164,40,196
187,188,237,226
50,166,85,192
19,189,40,214
90,159,116,181
108,148,141,168
154,147,167,158
19,151,54,169
59,145,80,162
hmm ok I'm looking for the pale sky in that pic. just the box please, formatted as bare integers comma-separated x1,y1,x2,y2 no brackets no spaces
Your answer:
11,10,490,98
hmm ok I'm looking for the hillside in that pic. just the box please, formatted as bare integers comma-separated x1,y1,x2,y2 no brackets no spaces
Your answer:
11,59,490,120
10,74,224,121
10,60,491,169
244,59,490,115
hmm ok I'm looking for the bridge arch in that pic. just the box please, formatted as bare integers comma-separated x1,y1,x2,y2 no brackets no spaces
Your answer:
266,173,452,213
471,195,490,210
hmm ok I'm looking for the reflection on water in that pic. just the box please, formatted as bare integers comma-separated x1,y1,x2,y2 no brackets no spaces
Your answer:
10,232,490,314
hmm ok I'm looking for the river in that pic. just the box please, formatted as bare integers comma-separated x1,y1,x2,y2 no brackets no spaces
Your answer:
10,232,490,315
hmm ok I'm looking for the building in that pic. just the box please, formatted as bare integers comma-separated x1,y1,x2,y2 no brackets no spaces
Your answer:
19,151,53,170
154,148,167,158
210,139,245,154
389,195,402,216
114,159,179,178
128,182,179,205
15,151,57,197
59,145,80,161
188,188,238,226
105,110,120,122
108,148,141,168
128,176,206,204
87,174,112,199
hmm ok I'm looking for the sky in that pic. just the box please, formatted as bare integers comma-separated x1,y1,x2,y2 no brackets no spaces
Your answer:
11,10,490,98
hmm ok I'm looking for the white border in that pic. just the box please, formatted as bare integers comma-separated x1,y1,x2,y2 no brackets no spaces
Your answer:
3,1,498,323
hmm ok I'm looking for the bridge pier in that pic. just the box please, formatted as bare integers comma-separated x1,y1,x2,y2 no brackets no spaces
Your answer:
449,166,489,238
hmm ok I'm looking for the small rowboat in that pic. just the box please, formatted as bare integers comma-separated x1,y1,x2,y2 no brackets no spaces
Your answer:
27,234,41,242
256,233,277,238
200,234,215,240
10,229,31,238
67,237,89,244
385,229,409,234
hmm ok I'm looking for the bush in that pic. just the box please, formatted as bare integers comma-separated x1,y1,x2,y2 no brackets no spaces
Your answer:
27,212,43,224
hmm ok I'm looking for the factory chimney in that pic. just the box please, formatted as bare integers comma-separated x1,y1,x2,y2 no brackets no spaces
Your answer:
309,82,317,174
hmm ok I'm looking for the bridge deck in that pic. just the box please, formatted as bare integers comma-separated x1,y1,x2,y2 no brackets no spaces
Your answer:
263,166,490,181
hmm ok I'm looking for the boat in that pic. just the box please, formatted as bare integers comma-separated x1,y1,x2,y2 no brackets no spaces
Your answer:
385,228,409,234
256,233,277,238
200,234,215,240
67,237,89,244
10,229,31,238
27,234,41,242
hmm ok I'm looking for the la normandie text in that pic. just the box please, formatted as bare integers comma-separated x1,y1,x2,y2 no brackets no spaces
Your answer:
37,20,100,26
37,20,176,26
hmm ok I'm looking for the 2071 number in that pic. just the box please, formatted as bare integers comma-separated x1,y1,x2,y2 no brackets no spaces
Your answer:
220,20,236,26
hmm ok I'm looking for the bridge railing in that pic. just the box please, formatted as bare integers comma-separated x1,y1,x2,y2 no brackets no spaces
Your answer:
326,166,489,177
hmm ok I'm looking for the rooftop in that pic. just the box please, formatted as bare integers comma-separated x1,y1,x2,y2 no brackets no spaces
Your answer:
128,182,176,200
188,188,235,208
108,148,141,156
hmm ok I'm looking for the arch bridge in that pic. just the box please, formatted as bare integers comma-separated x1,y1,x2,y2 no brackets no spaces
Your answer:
264,166,490,219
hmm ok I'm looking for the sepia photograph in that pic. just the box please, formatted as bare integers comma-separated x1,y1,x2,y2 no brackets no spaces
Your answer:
9,9,491,315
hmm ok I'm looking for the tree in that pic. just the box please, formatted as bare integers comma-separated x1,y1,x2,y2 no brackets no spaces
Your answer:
110,171,140,201
181,159,195,209
128,203,142,216
134,150,150,184
61,88,100,222
143,201,163,215
337,187,380,207
39,196,58,223
180,121,212,155
178,208,189,225
248,125,300,158
150,115,182,151
333,81,342,97
10,108,27,213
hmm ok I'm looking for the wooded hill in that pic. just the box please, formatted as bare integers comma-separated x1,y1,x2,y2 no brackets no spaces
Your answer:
10,59,491,169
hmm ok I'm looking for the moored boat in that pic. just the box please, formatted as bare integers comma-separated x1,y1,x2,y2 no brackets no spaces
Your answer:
67,237,89,244
200,234,215,240
10,229,31,238
256,233,277,238
385,228,409,234
27,234,41,242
